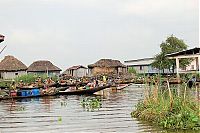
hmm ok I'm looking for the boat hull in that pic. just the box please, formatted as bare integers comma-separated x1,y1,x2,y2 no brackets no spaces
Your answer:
58,85,111,95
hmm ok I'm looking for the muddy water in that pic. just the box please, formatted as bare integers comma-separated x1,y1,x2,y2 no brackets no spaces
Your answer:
0,84,172,133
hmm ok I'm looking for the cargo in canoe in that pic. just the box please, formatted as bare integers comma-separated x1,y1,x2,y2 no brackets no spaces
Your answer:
57,84,111,95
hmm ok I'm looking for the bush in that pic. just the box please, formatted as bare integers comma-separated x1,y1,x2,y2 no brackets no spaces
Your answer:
14,74,58,84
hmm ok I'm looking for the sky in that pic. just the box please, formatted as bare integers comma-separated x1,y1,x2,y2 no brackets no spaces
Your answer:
0,0,199,71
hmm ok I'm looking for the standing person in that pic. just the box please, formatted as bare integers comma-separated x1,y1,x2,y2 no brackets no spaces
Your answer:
103,75,107,83
96,79,99,87
46,77,51,84
38,76,42,82
37,76,43,86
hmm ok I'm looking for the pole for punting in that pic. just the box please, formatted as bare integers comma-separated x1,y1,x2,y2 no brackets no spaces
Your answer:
47,67,49,77
0,45,7,54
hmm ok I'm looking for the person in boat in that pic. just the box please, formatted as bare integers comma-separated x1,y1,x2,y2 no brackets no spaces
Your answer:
46,77,54,84
103,75,107,83
18,80,24,88
10,79,16,90
69,78,73,84
30,82,36,87
84,82,94,89
188,76,196,88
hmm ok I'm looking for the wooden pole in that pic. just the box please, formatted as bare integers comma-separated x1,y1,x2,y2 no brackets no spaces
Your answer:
198,55,200,73
176,58,180,79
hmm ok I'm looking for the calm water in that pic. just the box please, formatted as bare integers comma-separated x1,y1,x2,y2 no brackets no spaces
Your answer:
0,84,189,133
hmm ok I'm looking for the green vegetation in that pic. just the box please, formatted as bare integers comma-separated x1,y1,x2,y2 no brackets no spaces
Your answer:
14,74,58,84
131,82,200,130
16,106,26,111
152,35,192,73
128,67,137,74
0,74,58,88
58,116,62,122
0,80,12,88
81,97,102,112
60,101,67,107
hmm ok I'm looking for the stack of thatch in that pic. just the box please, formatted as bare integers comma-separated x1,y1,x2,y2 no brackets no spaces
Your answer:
88,59,126,68
0,55,27,72
27,60,61,72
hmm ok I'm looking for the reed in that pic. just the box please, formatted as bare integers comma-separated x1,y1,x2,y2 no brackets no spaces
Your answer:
131,81,200,130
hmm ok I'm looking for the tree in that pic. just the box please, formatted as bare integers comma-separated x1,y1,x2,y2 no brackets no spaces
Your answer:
152,35,191,73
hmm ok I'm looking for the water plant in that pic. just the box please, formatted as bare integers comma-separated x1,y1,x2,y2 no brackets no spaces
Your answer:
80,97,102,112
131,80,200,130
60,101,67,107
58,116,62,122
17,106,26,111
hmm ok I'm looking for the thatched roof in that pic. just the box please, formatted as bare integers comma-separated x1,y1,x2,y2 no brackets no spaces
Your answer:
88,59,126,68
0,55,27,71
27,60,62,72
67,65,87,70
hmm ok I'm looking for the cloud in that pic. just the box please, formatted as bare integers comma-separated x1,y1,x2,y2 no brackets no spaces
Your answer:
0,0,198,69
120,0,198,16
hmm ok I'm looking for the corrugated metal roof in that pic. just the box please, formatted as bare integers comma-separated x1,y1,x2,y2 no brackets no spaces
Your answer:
166,47,200,57
124,57,154,66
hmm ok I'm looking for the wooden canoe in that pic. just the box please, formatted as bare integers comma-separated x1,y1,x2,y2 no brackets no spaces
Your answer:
57,85,111,95
0,87,62,101
0,85,110,100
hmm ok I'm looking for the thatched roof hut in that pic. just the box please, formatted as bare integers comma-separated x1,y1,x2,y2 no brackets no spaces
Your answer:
0,55,27,72
88,59,126,68
88,59,127,76
0,34,4,43
27,60,61,72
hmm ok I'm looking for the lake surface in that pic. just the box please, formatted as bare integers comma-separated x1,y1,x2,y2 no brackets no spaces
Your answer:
0,84,189,133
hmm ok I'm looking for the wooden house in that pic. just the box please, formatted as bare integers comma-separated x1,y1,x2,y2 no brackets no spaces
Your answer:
0,55,27,79
125,48,200,76
167,47,200,77
27,60,62,76
124,57,172,75
62,65,87,77
88,59,127,76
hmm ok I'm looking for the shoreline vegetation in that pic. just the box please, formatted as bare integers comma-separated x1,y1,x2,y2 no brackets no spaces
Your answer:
131,76,200,130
